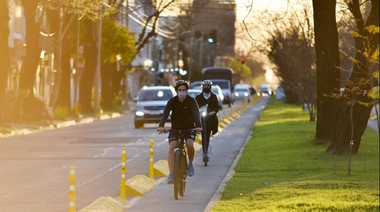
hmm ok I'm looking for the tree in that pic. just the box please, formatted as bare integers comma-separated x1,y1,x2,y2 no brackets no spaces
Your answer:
312,0,341,141
18,0,41,96
100,16,135,110
247,1,316,121
267,26,317,121
327,0,379,154
229,57,252,83
0,0,10,121
47,0,134,113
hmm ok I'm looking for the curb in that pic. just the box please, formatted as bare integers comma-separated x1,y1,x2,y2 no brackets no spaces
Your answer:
125,175,157,196
79,196,126,212
153,160,170,177
0,112,122,138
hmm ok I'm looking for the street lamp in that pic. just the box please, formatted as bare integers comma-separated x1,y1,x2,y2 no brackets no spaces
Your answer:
144,59,153,69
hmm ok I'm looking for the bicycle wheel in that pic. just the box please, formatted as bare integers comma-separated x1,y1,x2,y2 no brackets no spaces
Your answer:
173,150,181,200
180,151,188,196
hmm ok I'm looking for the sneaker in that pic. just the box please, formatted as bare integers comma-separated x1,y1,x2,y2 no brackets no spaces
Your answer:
188,164,195,176
167,173,174,184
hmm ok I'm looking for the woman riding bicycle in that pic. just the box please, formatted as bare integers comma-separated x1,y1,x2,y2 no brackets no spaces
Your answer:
195,80,219,163
157,80,202,184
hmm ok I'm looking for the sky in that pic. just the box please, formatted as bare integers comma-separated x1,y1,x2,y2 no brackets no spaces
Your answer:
235,0,313,87
236,0,290,21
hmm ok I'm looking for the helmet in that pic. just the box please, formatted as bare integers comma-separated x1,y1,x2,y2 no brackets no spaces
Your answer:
202,80,213,86
174,80,189,90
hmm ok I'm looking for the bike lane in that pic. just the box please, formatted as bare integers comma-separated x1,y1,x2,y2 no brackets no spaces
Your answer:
124,97,269,212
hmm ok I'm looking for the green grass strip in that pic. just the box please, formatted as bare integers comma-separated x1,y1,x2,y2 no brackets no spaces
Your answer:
212,98,379,212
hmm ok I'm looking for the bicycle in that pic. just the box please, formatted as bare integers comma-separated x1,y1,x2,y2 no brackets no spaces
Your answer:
161,128,195,200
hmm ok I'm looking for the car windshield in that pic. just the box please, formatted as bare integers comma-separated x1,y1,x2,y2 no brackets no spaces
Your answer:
235,88,247,92
213,81,229,89
139,89,173,101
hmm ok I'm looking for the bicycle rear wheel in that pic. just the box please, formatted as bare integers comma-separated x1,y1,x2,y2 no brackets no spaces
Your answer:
173,150,181,200
180,152,188,196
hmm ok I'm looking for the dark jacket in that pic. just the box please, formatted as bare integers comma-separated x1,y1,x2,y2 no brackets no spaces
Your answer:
159,95,202,129
195,91,219,135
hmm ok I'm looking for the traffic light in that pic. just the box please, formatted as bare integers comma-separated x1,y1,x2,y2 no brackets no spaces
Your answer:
240,56,245,64
207,30,217,44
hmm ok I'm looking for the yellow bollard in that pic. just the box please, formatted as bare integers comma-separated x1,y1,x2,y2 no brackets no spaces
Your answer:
69,166,76,212
120,147,127,202
149,136,155,179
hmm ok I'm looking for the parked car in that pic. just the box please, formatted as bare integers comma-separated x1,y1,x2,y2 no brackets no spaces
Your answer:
133,86,176,128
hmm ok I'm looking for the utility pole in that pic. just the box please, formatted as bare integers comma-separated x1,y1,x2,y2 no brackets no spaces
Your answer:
123,0,130,109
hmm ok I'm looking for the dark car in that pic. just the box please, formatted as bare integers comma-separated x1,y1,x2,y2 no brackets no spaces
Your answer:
133,86,176,128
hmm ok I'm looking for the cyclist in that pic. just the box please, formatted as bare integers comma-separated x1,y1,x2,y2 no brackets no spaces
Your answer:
158,80,202,184
195,80,219,163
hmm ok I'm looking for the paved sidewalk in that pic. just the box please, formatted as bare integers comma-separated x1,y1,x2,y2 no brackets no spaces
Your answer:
0,101,136,138
123,97,269,212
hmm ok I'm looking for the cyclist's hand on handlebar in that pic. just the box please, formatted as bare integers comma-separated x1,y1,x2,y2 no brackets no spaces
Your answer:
195,127,202,133
157,127,165,133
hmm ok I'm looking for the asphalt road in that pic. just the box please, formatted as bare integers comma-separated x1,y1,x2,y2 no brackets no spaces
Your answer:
0,110,171,211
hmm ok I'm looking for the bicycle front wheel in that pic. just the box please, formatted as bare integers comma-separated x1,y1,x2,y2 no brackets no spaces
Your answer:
180,151,188,196
173,150,181,200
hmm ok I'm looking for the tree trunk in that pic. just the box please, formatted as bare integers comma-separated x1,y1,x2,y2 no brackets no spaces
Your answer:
101,62,114,110
55,16,73,109
0,0,9,120
327,0,379,154
312,0,341,140
328,102,372,154
19,0,40,95
79,19,98,114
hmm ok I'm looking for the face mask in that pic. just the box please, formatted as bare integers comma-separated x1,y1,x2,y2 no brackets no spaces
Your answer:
203,87,211,93
177,91,187,100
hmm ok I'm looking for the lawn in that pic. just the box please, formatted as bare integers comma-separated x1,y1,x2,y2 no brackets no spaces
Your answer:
212,98,379,212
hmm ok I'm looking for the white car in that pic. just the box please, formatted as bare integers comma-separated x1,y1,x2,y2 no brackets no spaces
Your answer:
133,86,176,128
187,89,202,98
234,87,251,102
234,83,252,102
190,85,224,110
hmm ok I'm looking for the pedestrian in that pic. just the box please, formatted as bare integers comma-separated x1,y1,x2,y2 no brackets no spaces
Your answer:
157,80,202,184
195,80,219,163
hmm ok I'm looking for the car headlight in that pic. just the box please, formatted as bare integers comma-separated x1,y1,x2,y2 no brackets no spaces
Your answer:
135,111,144,116
235,92,239,97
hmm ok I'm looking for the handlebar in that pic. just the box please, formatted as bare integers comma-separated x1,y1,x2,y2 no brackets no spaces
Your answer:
157,128,201,134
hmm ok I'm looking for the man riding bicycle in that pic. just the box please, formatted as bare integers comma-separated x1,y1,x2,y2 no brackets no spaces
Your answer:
195,80,219,163
157,80,202,184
